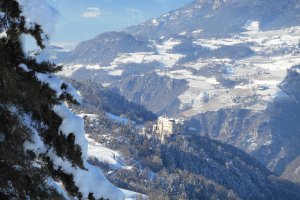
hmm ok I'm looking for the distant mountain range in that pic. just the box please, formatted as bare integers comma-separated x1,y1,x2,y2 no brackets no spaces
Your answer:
41,0,300,185
58,32,154,66
124,0,300,39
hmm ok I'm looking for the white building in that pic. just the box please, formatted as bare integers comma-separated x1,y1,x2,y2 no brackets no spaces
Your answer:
153,115,185,142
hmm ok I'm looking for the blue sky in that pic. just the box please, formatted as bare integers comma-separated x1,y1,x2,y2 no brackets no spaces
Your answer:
46,0,193,49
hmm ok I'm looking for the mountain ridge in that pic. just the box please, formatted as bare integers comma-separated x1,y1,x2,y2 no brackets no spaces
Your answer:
124,0,300,39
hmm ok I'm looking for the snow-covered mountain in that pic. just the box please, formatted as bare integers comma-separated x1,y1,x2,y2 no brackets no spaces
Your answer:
56,32,154,66
48,0,300,185
124,0,300,39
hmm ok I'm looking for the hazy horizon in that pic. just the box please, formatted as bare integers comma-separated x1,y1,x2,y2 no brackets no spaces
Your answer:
36,0,193,50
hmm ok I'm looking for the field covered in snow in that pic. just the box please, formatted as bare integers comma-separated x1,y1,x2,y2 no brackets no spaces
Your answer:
156,26,300,116
60,26,300,118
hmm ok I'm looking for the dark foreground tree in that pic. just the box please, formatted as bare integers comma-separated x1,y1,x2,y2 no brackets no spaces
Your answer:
0,1,123,199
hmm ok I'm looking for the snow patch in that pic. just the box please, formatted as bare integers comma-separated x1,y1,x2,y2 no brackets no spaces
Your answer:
52,103,88,160
45,179,70,200
107,113,131,124
18,63,30,72
47,149,124,200
35,72,63,97
110,40,183,69
87,137,126,169
151,19,160,26
108,69,123,76
21,113,47,154
244,20,260,32
122,189,148,200
64,82,82,104
35,72,82,103
0,31,7,39
192,29,203,35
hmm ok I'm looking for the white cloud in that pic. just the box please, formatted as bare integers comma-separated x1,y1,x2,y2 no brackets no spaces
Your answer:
82,7,101,18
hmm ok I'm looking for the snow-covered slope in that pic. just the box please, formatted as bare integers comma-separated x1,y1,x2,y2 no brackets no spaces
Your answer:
158,27,300,116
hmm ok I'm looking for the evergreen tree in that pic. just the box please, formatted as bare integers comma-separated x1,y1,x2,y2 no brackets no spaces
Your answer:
0,1,122,199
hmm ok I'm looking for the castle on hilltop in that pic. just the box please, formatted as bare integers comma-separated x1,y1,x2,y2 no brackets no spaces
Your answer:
152,115,195,142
